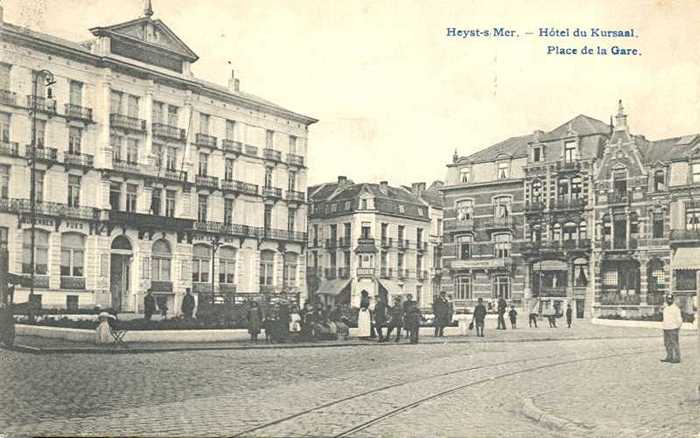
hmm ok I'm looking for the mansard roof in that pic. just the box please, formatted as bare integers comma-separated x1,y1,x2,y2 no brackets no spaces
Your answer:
637,134,700,163
309,181,427,206
539,114,611,141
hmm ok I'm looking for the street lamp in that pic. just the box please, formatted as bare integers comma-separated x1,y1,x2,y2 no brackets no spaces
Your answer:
210,235,222,304
28,69,55,321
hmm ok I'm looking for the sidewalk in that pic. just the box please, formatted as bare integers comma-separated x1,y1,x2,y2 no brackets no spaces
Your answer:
7,320,689,354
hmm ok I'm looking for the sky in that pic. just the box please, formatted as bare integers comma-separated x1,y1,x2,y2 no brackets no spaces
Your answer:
3,0,700,187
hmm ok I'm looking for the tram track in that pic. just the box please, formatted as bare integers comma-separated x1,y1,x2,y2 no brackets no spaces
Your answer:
233,346,656,437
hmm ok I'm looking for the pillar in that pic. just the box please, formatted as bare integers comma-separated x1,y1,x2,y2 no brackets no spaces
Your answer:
639,257,648,311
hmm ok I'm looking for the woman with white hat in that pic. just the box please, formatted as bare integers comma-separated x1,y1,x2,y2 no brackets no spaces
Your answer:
95,311,115,345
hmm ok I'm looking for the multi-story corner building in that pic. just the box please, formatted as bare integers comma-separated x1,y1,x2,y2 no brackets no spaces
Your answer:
0,4,316,314
442,102,699,319
307,177,443,309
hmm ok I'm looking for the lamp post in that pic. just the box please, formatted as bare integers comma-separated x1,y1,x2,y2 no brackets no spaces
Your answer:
210,235,222,304
28,70,55,321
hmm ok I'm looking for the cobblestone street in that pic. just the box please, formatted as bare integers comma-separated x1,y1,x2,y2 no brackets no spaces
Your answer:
1,323,698,437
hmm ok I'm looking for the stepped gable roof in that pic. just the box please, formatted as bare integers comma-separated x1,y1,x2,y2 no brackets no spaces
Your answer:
638,134,700,163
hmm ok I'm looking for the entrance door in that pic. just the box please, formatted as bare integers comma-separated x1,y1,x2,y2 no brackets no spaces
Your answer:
110,254,130,311
576,299,585,318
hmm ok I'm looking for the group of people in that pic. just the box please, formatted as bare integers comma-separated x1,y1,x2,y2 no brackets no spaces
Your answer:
142,288,196,320
364,290,423,344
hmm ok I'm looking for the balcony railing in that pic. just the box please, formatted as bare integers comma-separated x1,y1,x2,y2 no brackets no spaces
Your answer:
356,267,375,278
221,179,258,196
152,123,186,141
110,113,146,131
416,241,427,252
29,147,59,162
380,267,394,278
60,276,86,290
339,237,352,248
0,198,97,220
525,201,546,213
245,145,258,156
325,268,337,279
0,89,17,106
558,160,581,171
608,191,629,205
552,197,586,210
263,148,282,162
113,159,144,174
286,190,305,203
326,238,338,249
221,139,243,154
63,152,94,168
109,210,195,231
0,141,20,157
381,237,394,248
64,104,93,121
193,221,260,238
196,175,219,189
287,154,305,167
397,269,409,279
195,133,218,148
262,186,283,199
27,95,56,113
397,239,409,250
157,167,188,183
259,228,307,243
337,267,350,279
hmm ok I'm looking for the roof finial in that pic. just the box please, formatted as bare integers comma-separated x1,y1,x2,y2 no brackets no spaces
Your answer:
453,148,459,164
144,0,154,17
617,99,624,116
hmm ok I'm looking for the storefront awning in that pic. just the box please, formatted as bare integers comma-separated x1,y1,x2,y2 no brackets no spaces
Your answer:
672,247,700,270
378,279,405,297
316,279,352,295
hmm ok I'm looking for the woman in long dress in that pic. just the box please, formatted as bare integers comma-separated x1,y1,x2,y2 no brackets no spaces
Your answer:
357,290,372,338
95,312,114,345
247,301,263,342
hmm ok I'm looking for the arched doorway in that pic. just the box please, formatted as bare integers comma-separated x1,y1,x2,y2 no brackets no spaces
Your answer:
110,236,132,312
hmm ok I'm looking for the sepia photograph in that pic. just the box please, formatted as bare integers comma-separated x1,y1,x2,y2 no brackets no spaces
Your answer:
0,0,699,436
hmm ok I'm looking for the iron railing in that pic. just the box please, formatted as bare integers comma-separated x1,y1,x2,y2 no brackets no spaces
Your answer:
64,104,93,121
110,113,147,131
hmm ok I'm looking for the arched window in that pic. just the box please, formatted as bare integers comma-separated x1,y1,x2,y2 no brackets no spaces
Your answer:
60,233,85,277
111,235,132,251
219,247,236,284
284,253,298,287
260,250,275,286
563,222,577,241
22,229,49,275
192,244,210,283
151,239,171,281
457,234,472,260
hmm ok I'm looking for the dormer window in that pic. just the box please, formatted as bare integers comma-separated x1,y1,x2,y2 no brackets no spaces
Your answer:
533,146,543,162
398,205,405,214
564,141,577,163
654,170,666,191
460,167,471,183
497,161,510,179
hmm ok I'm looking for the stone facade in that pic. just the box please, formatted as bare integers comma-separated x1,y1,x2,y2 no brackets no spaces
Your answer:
0,6,316,314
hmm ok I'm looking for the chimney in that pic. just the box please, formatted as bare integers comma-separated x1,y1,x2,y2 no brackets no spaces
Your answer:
411,182,426,195
337,176,348,185
380,181,388,187
228,70,240,93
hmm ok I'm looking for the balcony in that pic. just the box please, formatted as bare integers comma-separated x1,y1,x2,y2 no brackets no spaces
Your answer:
156,167,188,183
60,276,86,290
397,269,409,279
552,197,586,210
221,179,258,196
195,133,218,149
557,160,581,172
0,141,20,157
63,151,94,169
325,268,337,280
416,241,427,252
338,237,352,248
26,95,56,113
483,217,513,231
525,201,546,214
110,113,146,131
245,145,258,156
608,191,629,205
0,89,17,106
356,238,377,253
193,221,259,238
263,148,282,162
108,210,195,232
380,267,394,278
221,139,243,154
64,104,93,122
444,219,474,233
397,239,410,250
260,228,307,243
152,123,186,142
29,146,59,163
262,186,283,199
326,238,338,249
0,198,98,220
356,267,375,278
112,159,144,175
337,267,351,279
670,229,700,245
196,175,219,190
561,239,591,251
286,190,305,203
287,154,305,167
192,282,213,294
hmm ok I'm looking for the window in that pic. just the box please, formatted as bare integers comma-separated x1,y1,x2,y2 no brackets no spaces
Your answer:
649,262,666,292
533,146,542,162
288,209,296,232
166,147,177,171
553,223,562,241
455,276,472,300
458,235,472,260
260,250,275,286
0,63,11,90
67,175,80,207
381,223,388,242
167,105,178,126
224,158,234,181
494,233,511,258
127,95,139,118
198,194,208,222
460,168,471,183
224,198,234,225
288,171,296,192
126,138,138,164
151,189,162,215
0,112,10,143
35,170,44,203
111,134,123,162
564,141,577,162
266,130,274,148
264,168,273,188
219,247,236,284
652,212,664,238
398,204,405,214
692,163,700,184
66,295,79,311
165,190,176,217
613,170,627,194
654,170,666,191
531,180,542,201
0,165,7,199
22,229,49,275
109,182,121,210
110,90,123,114
152,101,164,124
32,71,49,98
151,239,171,281
493,196,511,219
397,253,404,272
68,81,83,106
361,199,368,209
264,205,272,231
571,177,582,199
289,136,297,154
35,119,45,147
558,179,569,198
68,127,81,155
497,161,510,179
579,220,587,240
199,113,210,134
60,233,85,277
574,261,589,287
603,269,618,288
126,184,137,212
494,275,511,299
225,120,236,140
284,253,298,286
0,227,7,248
330,203,337,213
416,254,423,274
362,222,371,239
676,269,697,291
456,199,473,221
192,244,211,283
198,153,208,176
398,225,405,242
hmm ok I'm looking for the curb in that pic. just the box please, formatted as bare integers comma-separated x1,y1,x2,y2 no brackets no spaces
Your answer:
3,333,665,355
521,398,594,432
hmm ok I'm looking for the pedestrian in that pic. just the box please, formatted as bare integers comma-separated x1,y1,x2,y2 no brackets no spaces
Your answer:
546,304,557,328
289,305,302,336
509,305,517,329
386,296,404,342
159,299,168,319
661,294,683,363
181,288,195,319
374,295,387,342
473,297,487,337
301,302,316,340
357,290,372,338
433,291,450,337
0,302,16,347
247,301,263,343
402,293,413,339
330,304,350,340
277,300,291,342
405,297,422,344
497,296,507,330
528,298,539,328
566,303,573,328
95,311,115,345
143,289,156,321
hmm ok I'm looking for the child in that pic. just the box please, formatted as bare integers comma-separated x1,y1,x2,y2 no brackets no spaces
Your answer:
566,304,573,328
508,305,517,329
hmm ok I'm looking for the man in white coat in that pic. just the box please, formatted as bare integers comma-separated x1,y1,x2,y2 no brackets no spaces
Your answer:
661,294,683,364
